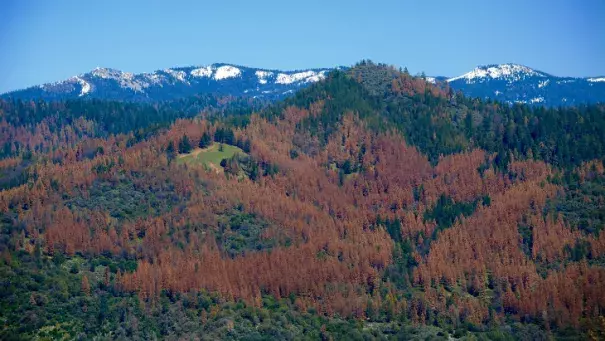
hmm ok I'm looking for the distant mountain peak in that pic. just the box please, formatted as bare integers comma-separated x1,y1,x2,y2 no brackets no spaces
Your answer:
4,62,604,107
447,63,549,83
445,63,605,106
3,63,337,102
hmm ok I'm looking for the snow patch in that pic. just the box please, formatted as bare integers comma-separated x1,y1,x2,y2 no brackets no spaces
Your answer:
425,77,436,84
588,77,605,82
164,69,188,83
214,65,241,80
276,70,324,84
75,77,91,97
143,73,166,85
304,70,327,83
530,97,544,104
191,66,213,78
91,67,149,92
91,67,123,80
447,64,546,83
255,70,274,84
494,90,502,95
538,79,550,88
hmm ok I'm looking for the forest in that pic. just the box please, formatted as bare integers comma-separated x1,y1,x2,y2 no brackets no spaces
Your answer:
0,61,604,340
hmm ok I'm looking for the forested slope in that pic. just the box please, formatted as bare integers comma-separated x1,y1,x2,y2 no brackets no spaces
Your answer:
1,62,604,340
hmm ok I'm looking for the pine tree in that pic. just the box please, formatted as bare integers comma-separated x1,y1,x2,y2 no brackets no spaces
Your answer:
166,141,177,162
199,132,211,149
178,134,192,154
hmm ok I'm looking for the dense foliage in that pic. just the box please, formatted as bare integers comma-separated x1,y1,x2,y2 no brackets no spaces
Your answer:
1,61,604,340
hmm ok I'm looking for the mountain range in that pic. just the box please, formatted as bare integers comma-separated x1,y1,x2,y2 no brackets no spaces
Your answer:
442,63,605,107
1,63,335,102
2,62,605,107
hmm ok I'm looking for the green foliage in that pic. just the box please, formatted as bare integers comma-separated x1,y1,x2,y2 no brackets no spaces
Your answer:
547,171,605,235
199,131,212,149
2,250,509,340
518,223,534,258
177,143,245,172
166,140,177,163
216,211,282,258
178,134,192,154
65,177,181,221
282,62,605,168
214,127,236,145
0,95,265,159
384,238,418,290
424,194,479,239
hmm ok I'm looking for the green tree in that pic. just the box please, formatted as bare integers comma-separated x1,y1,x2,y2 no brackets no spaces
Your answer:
166,141,177,163
199,132,211,149
178,134,192,154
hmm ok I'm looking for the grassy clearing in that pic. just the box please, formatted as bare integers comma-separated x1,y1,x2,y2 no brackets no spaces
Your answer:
177,143,245,171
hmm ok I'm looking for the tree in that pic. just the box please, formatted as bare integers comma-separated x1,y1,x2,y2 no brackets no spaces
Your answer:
178,134,192,154
242,139,251,153
166,141,177,162
199,132,211,149
82,275,91,296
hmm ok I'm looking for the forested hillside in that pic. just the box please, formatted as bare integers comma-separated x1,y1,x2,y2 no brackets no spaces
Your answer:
1,61,604,340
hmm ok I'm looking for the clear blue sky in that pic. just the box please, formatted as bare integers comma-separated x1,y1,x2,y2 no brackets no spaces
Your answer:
1,0,604,93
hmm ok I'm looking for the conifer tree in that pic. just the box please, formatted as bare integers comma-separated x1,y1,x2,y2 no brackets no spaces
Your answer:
178,134,192,154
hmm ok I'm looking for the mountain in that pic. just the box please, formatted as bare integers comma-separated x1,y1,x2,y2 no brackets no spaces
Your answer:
1,61,605,339
445,63,605,106
0,63,337,102
3,62,604,107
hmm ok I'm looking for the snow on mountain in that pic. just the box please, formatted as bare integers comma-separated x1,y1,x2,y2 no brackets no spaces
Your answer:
142,73,166,86
255,70,274,84
164,69,188,83
91,67,123,80
191,66,213,78
5,62,603,107
75,77,91,97
447,63,548,83
446,63,605,107
276,70,326,84
213,65,241,80
2,63,336,102
91,67,149,92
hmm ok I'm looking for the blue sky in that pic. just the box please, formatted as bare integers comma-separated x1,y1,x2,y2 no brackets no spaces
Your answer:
1,0,604,93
